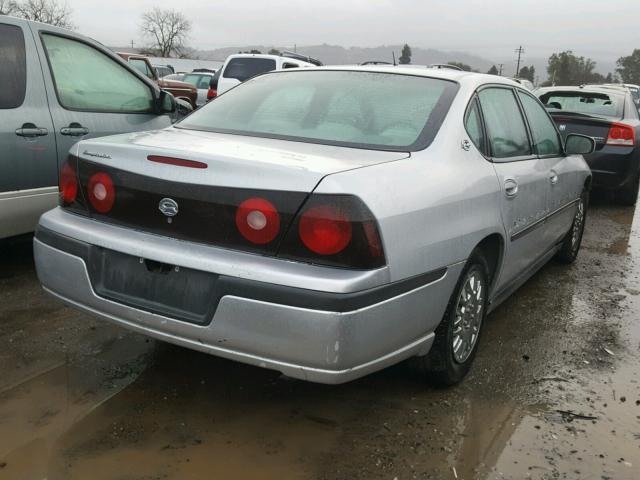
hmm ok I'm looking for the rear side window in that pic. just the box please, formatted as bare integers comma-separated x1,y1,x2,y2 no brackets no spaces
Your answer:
0,24,27,109
223,58,277,82
183,74,212,89
465,98,485,152
42,34,154,113
538,91,623,119
479,88,532,158
517,91,562,156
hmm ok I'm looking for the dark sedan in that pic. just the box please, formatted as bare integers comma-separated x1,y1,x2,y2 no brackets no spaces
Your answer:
537,86,640,205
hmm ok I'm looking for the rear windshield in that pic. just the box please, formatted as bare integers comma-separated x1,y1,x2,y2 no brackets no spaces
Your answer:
538,91,624,118
183,73,212,89
222,58,277,82
177,70,458,150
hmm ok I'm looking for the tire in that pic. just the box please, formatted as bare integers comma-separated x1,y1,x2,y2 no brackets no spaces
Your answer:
615,174,639,206
555,190,588,264
416,251,490,386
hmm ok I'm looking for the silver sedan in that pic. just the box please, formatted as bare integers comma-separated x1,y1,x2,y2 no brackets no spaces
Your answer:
34,67,594,385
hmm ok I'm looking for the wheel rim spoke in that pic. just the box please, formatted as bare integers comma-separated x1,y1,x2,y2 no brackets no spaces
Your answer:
452,269,485,364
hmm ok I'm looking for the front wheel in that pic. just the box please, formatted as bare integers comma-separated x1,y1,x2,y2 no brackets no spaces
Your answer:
555,190,588,264
416,251,489,386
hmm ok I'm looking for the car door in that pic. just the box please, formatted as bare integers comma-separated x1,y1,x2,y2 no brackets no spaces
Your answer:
0,18,58,239
29,25,173,168
477,86,550,289
516,89,579,246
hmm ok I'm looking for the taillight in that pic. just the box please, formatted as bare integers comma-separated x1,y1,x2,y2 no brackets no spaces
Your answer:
607,123,635,147
87,172,116,213
278,195,385,269
207,88,217,100
235,197,280,244
59,162,78,205
299,205,352,255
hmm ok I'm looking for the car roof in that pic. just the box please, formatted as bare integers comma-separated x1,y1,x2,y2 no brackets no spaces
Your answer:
226,53,314,66
288,65,521,88
536,85,627,97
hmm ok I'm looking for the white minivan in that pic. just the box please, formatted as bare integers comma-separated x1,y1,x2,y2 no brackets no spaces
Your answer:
215,52,320,96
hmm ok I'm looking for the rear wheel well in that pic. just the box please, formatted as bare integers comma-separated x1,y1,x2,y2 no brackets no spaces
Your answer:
473,234,503,287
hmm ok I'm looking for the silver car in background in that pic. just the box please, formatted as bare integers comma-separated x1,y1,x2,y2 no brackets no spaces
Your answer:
0,17,178,240
34,68,594,385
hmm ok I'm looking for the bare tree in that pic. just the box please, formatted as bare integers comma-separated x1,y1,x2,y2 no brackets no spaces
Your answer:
9,0,73,28
0,0,15,15
141,8,191,58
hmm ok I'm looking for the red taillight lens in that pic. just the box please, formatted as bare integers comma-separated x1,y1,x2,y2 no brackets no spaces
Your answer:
299,205,353,255
59,162,78,205
87,172,116,213
277,195,385,269
607,123,635,147
207,88,217,100
235,197,280,244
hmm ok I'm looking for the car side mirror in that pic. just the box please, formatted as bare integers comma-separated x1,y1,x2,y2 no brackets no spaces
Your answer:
565,134,596,155
159,90,176,114
174,98,194,119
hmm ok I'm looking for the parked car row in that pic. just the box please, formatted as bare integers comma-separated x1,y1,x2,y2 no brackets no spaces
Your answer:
1,17,636,387
117,52,199,109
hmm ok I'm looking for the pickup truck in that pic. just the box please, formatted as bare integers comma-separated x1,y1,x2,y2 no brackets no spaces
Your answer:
117,53,198,109
0,17,179,239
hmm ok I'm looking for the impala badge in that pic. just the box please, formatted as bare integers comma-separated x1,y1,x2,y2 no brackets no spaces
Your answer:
159,198,179,223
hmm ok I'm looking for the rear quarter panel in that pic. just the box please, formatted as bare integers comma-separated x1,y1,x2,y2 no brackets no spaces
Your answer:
316,114,505,283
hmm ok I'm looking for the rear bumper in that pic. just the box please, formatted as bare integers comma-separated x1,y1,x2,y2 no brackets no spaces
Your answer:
34,212,462,383
585,147,640,189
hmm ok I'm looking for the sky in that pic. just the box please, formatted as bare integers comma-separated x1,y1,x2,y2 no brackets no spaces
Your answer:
69,0,639,62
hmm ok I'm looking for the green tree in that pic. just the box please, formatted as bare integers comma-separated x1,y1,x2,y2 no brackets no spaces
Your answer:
398,44,411,64
616,49,640,84
518,65,535,82
547,51,601,86
448,61,472,72
268,48,281,55
487,65,499,75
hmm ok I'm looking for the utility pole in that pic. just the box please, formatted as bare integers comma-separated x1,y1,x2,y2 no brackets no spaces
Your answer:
130,40,135,50
515,45,524,77
498,63,504,76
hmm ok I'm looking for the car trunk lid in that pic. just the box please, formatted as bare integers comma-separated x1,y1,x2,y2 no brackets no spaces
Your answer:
72,127,408,255
549,112,617,151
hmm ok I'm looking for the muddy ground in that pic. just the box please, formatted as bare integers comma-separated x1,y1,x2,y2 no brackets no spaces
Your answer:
1,195,639,480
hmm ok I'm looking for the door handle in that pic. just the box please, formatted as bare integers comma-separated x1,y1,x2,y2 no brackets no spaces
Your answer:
60,122,89,137
549,170,559,185
15,123,49,138
504,178,519,198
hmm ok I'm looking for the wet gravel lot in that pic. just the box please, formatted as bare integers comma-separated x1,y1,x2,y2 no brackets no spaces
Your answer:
1,195,639,480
